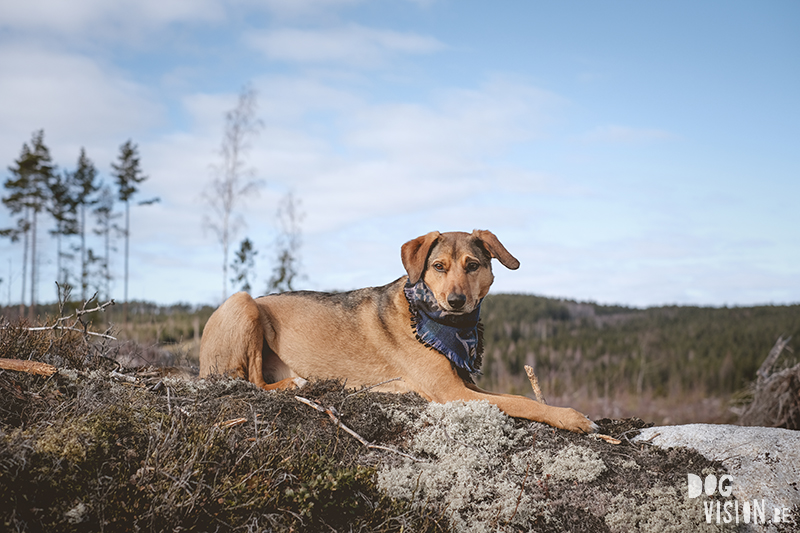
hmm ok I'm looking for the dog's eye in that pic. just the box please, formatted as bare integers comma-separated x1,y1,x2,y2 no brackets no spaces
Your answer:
432,262,445,272
466,262,480,272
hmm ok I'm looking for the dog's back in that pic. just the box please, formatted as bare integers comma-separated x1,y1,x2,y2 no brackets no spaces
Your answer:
200,278,414,392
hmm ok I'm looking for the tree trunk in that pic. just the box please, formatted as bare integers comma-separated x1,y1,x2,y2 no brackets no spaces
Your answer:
104,217,110,301
29,210,37,321
56,223,62,290
80,204,87,301
123,200,130,326
19,209,29,317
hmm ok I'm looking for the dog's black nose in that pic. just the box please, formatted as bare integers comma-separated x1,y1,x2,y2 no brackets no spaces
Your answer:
447,293,467,310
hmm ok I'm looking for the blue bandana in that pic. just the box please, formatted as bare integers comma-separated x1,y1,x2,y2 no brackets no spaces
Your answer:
403,279,484,375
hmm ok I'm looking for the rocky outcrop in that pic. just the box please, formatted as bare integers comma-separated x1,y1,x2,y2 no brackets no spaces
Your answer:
634,424,799,532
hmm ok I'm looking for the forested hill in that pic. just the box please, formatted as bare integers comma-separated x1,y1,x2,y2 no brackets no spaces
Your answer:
477,294,800,403
3,294,798,414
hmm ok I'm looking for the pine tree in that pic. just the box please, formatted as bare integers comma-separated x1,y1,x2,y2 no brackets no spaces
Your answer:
91,184,120,302
267,191,304,293
71,148,99,301
111,140,157,324
230,237,258,293
1,130,55,317
46,169,78,296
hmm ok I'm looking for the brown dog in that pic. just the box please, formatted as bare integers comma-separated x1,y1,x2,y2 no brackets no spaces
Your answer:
199,230,596,433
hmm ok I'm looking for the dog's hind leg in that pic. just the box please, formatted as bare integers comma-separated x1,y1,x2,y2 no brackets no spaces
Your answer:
231,293,308,391
199,292,307,392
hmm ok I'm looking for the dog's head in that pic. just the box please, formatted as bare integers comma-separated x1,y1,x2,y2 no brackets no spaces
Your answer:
401,230,520,314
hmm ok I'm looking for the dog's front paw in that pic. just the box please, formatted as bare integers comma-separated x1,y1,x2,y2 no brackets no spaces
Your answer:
553,407,598,434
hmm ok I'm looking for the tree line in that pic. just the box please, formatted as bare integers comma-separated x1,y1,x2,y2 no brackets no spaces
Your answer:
2,85,305,326
1,130,157,323
477,294,800,401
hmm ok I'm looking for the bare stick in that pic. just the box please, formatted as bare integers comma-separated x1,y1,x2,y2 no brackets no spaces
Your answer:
215,417,248,429
592,433,622,445
24,326,117,340
295,395,419,461
524,365,547,404
0,358,57,377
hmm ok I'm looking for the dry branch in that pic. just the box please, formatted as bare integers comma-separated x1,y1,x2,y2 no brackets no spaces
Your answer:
295,395,419,461
592,434,622,445
741,336,799,429
0,358,57,377
4,290,118,341
22,325,117,340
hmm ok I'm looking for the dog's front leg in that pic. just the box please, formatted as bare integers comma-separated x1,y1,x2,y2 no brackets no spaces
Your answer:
434,384,597,434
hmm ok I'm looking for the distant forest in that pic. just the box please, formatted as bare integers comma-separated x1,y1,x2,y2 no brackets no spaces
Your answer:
2,293,798,422
477,295,800,402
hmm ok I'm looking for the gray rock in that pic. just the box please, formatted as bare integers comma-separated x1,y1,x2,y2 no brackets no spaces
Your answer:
633,424,799,532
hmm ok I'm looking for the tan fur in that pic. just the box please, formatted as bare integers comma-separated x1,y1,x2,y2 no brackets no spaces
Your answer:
200,230,596,433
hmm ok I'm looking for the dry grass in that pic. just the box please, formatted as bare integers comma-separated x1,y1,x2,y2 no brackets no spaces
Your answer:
0,321,446,532
0,319,741,532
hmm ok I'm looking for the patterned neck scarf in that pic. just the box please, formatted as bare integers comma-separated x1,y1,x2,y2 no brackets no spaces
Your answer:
403,278,483,375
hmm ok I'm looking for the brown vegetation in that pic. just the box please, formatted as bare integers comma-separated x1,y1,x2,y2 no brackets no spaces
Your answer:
0,318,744,532
739,336,800,429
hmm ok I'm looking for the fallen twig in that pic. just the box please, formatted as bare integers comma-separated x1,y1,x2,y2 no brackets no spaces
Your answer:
295,395,420,461
216,417,248,429
0,358,57,377
592,433,622,445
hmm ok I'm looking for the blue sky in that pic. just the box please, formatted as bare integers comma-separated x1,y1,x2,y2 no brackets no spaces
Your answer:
1,0,798,308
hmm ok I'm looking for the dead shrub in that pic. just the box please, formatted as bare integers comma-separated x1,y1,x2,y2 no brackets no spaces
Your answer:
739,337,800,429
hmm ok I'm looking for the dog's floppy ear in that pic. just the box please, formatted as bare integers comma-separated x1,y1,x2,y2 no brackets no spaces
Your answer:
401,231,441,283
472,229,520,270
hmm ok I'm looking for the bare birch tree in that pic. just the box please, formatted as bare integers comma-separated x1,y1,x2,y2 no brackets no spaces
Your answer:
204,84,263,302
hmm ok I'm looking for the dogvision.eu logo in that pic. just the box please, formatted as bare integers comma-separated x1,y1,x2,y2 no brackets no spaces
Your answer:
688,473,793,525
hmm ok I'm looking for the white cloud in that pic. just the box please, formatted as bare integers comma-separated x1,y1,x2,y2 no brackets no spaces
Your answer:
0,0,224,38
245,24,444,66
580,124,677,144
98,74,566,301
258,0,438,20
0,45,163,168
345,78,562,165
259,0,363,18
